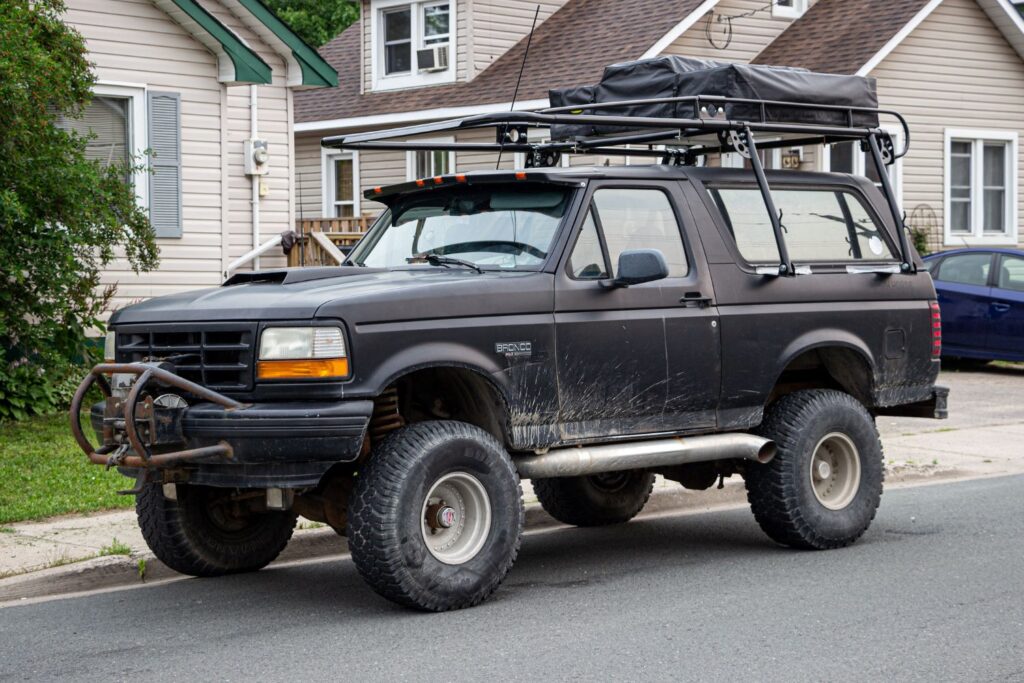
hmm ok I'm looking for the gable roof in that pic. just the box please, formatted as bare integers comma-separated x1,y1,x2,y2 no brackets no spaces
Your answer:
753,0,1024,76
295,0,709,128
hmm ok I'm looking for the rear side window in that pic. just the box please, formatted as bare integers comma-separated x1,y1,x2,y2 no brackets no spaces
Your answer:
708,187,897,263
936,252,991,286
998,255,1024,292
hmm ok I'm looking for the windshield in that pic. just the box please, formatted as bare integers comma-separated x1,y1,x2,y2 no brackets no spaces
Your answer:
348,183,572,270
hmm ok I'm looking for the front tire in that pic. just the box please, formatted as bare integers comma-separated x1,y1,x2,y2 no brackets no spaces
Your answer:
533,470,655,527
745,389,884,550
136,483,296,577
347,421,524,611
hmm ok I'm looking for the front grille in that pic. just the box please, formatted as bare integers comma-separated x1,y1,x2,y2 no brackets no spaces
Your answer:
116,323,256,392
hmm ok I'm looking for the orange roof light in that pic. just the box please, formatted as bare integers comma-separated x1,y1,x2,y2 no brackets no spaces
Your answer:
455,173,467,183
415,179,425,187
515,171,527,180
373,186,383,194
433,176,443,185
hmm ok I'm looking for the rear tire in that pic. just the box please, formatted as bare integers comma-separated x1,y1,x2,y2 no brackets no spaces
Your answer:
533,470,655,527
744,389,883,550
347,421,523,611
136,483,296,577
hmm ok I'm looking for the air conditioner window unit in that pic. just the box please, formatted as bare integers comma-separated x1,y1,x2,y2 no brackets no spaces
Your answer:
417,44,449,72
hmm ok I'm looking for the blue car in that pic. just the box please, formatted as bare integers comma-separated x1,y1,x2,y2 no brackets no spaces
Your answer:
923,247,1024,362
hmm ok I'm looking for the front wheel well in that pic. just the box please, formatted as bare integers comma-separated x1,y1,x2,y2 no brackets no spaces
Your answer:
768,347,874,408
372,366,510,448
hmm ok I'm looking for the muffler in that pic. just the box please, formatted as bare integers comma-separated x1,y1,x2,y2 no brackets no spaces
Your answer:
514,433,776,479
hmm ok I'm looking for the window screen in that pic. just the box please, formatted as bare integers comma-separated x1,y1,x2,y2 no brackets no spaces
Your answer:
709,187,897,263
591,188,688,277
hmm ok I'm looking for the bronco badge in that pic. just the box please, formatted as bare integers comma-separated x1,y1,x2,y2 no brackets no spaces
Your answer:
495,341,532,358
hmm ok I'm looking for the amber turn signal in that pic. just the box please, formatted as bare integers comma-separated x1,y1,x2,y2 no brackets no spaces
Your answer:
257,358,349,380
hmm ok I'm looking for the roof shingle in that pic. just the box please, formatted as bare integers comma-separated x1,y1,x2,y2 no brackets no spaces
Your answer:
752,0,932,74
295,0,708,124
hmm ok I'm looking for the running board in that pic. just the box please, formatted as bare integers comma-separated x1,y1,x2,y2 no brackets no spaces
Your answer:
514,433,776,479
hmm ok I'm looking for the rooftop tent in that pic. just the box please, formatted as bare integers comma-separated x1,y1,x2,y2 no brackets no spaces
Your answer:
548,56,880,140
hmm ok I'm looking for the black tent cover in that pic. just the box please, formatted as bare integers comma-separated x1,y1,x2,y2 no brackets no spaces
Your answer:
548,56,879,140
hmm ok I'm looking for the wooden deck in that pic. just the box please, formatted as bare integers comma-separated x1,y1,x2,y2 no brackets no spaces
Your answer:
288,217,371,267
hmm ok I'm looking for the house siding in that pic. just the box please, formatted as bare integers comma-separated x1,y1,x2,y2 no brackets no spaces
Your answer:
664,0,813,64
469,0,568,77
870,0,1024,249
68,0,295,312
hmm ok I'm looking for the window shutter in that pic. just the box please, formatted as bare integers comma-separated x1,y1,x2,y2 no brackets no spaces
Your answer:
147,91,182,238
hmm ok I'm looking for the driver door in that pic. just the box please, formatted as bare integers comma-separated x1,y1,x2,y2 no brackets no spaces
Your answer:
553,181,721,442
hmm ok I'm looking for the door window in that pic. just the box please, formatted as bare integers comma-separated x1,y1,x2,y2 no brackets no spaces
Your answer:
997,255,1024,292
589,188,688,277
568,211,609,279
935,252,991,286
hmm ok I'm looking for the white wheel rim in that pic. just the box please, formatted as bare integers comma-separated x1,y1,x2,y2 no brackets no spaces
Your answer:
420,472,492,565
809,432,861,510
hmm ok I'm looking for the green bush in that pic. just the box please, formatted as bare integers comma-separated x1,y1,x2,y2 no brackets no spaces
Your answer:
0,0,158,420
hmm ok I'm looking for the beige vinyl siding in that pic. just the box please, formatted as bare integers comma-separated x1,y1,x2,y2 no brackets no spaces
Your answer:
470,0,567,77
295,134,325,217
67,0,224,309
663,0,808,64
209,4,292,271
870,0,1024,249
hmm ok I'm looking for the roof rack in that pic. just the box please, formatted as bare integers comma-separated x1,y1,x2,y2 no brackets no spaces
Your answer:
321,95,914,275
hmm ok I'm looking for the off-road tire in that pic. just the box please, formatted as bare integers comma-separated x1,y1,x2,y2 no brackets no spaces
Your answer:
745,389,884,550
533,470,655,527
347,421,524,611
136,483,296,577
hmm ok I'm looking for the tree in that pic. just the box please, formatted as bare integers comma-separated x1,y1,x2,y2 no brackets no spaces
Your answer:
264,0,359,47
0,0,158,419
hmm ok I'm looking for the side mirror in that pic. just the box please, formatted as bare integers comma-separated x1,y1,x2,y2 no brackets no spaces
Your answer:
610,249,669,287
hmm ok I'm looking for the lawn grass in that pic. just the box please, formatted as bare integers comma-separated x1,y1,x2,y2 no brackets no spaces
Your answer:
0,413,133,524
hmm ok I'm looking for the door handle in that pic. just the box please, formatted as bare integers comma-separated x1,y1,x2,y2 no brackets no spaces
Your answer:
680,292,712,308
991,302,1011,313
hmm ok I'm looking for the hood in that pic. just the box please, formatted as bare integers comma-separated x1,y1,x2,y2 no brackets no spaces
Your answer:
110,267,553,326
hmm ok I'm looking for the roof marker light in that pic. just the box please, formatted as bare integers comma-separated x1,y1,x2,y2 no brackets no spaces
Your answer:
455,174,467,183
515,172,527,180
373,186,383,194
415,179,425,187
433,176,443,185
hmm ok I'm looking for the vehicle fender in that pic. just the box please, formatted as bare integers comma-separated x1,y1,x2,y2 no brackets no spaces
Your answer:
358,341,513,403
775,329,878,391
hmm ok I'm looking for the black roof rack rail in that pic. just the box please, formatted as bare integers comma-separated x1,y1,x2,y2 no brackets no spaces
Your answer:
321,95,914,275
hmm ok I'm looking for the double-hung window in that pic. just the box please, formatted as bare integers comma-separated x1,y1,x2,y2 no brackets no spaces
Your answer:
373,0,454,90
944,129,1018,245
822,127,903,206
322,150,360,218
406,138,454,180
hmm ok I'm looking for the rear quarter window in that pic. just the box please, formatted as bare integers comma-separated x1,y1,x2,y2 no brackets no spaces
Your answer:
708,187,898,264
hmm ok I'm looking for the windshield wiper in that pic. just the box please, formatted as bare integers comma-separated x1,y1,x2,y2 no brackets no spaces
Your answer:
406,254,484,273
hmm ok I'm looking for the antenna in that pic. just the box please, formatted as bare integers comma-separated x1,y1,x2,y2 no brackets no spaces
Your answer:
496,5,541,170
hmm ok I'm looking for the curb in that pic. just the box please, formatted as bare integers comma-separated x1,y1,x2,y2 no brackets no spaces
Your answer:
0,467,972,605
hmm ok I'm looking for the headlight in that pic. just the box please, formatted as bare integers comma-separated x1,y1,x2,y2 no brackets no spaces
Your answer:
104,331,117,363
257,326,349,380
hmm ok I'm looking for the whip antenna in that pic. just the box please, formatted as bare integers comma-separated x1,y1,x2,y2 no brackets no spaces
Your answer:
496,5,541,170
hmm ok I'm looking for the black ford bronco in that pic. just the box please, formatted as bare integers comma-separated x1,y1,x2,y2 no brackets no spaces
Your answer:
71,60,948,611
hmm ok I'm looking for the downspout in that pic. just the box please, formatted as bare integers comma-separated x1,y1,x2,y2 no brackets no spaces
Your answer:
250,85,260,271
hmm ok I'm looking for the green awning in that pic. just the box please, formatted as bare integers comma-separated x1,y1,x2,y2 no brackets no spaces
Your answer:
236,0,339,89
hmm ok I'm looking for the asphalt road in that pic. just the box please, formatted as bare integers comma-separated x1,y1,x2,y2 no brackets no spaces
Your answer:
2,475,1023,682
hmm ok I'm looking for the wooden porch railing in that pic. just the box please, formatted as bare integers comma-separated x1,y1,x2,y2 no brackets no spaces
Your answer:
288,217,372,267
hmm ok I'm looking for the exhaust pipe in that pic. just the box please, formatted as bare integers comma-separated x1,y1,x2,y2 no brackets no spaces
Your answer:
514,433,776,479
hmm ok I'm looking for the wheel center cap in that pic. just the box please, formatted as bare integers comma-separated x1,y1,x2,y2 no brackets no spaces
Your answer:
815,459,832,481
436,506,457,529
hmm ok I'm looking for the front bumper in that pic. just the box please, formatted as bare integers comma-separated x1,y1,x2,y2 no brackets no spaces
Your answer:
71,363,372,476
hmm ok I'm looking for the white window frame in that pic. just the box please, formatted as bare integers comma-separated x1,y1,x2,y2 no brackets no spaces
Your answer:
943,128,1018,246
371,0,456,92
819,124,904,208
321,147,361,218
92,81,149,210
773,0,808,19
406,137,456,180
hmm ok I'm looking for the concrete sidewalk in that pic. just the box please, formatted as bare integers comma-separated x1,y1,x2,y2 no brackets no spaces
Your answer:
2,367,1022,600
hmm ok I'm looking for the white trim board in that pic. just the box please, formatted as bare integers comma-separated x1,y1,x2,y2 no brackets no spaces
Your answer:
640,0,723,59
320,147,361,217
857,0,1024,76
295,98,549,133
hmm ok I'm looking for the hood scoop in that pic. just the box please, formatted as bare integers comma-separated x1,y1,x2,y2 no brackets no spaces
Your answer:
223,266,385,287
